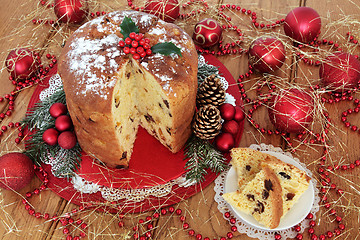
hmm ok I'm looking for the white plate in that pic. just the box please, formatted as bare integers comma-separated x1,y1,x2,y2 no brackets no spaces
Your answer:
224,151,315,231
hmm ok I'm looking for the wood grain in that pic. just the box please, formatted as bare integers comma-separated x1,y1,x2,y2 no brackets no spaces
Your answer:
0,0,360,239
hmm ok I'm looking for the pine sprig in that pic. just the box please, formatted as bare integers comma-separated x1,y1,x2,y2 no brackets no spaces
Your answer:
183,135,229,183
22,85,66,131
22,85,82,179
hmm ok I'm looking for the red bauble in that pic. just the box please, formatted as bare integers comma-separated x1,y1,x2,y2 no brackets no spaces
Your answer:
5,48,37,80
320,52,360,92
248,37,286,73
49,102,68,118
0,153,34,191
222,120,240,136
214,133,235,152
284,7,321,43
234,106,245,122
42,128,59,146
219,103,235,121
268,88,314,133
54,0,88,24
58,131,77,149
144,0,179,23
193,18,222,48
55,115,73,132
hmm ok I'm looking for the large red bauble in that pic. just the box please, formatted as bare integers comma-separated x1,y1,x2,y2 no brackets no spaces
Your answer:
284,7,321,43
144,0,179,23
248,37,286,73
55,115,73,132
54,0,88,24
42,128,59,146
49,102,68,118
214,133,235,152
193,18,222,48
0,153,34,191
219,103,235,121
58,131,77,149
268,88,314,133
5,48,37,80
222,120,240,137
319,52,360,92
234,106,245,122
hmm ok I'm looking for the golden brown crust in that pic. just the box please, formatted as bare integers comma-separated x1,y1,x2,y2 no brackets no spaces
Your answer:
262,165,283,229
58,11,198,167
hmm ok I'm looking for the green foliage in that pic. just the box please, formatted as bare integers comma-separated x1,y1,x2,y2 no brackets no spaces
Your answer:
151,42,182,57
22,85,81,179
184,135,229,183
120,16,139,39
197,61,220,84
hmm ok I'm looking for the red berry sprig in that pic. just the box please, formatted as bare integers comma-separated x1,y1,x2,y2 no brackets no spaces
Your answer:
118,32,152,60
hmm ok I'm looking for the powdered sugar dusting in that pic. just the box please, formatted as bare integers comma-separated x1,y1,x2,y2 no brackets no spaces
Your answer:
67,33,121,99
64,10,194,99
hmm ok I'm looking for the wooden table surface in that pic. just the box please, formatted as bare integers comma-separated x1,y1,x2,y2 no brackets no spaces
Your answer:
1,0,360,239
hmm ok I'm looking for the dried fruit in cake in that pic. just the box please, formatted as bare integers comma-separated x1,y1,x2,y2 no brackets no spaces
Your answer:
229,148,274,190
224,148,311,228
223,165,283,229
58,11,198,168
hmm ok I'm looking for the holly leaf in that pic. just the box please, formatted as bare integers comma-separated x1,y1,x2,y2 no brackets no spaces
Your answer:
120,16,139,39
151,42,182,57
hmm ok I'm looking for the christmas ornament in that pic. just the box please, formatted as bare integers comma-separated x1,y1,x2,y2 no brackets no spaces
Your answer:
234,106,245,122
319,52,360,92
49,102,67,118
284,7,321,43
248,36,286,73
193,18,222,48
268,88,314,133
222,120,240,136
55,115,73,132
196,74,225,107
5,48,37,80
214,132,234,152
144,0,180,23
219,103,235,121
58,131,77,149
0,153,34,191
193,105,222,140
42,128,59,146
54,0,88,24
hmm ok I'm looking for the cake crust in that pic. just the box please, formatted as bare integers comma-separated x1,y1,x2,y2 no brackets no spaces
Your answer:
58,11,198,167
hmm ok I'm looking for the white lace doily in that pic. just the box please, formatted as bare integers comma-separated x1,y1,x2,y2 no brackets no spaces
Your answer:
214,144,320,240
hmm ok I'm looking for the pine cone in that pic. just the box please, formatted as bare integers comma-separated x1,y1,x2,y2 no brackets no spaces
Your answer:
196,74,226,108
193,105,222,140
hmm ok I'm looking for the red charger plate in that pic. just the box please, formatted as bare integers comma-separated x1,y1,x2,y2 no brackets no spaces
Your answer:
29,53,244,213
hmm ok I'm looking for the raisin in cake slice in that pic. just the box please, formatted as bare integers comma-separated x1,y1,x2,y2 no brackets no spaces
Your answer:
230,148,275,190
265,159,311,215
223,165,283,229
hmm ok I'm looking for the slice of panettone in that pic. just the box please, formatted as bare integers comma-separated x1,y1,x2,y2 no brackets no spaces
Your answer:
230,148,274,190
225,148,311,229
223,165,283,229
